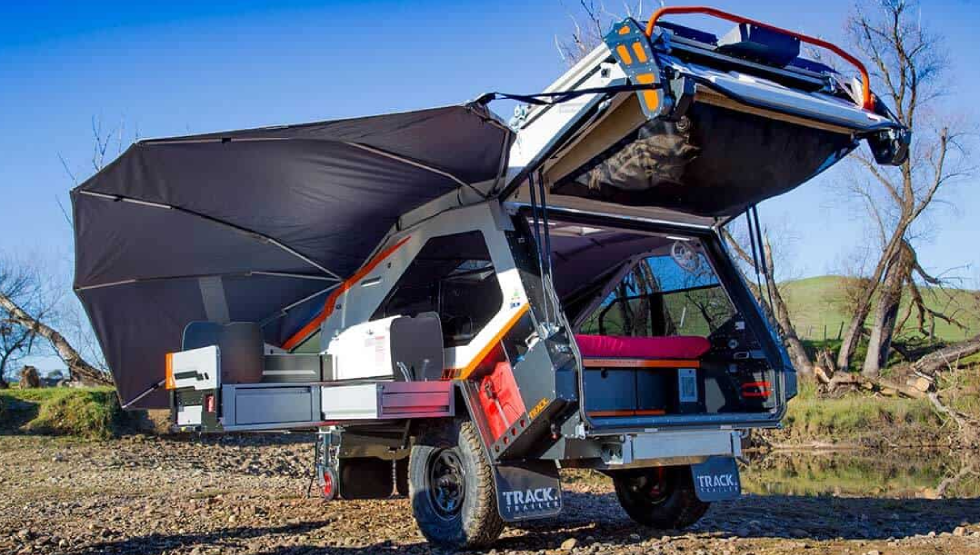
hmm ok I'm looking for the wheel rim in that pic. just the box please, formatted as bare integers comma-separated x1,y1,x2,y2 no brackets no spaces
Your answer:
320,467,337,499
428,449,465,519
630,467,670,504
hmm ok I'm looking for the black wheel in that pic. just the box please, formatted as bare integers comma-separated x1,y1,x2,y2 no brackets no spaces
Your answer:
612,465,710,529
409,421,504,548
395,457,409,497
338,456,394,499
318,464,339,501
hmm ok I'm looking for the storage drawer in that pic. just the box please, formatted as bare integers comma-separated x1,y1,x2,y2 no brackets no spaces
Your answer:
583,368,636,416
320,381,455,420
635,369,669,415
222,384,322,430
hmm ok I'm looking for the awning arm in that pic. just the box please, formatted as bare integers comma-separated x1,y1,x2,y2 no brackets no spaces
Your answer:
75,270,341,293
342,141,487,199
259,283,341,329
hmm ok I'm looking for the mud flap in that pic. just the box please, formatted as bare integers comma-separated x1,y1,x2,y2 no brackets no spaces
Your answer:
493,460,563,522
691,456,742,502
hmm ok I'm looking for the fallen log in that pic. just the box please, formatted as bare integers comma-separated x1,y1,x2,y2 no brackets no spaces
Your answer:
826,372,927,399
0,291,112,386
910,333,980,375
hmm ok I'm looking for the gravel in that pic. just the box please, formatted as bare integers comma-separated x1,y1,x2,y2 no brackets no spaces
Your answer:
2,434,979,555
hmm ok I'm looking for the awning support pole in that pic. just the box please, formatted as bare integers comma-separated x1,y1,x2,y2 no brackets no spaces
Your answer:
527,172,551,326
121,379,165,410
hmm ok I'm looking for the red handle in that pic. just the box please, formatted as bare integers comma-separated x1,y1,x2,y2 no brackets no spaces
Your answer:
645,6,874,110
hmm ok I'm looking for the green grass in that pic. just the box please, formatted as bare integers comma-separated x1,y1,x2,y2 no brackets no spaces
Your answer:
780,275,980,344
778,387,944,447
0,387,125,440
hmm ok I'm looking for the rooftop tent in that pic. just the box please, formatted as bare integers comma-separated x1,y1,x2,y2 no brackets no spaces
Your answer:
72,104,513,409
544,96,859,218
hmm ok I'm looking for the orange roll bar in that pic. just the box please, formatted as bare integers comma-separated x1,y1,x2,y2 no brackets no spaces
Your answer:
645,5,874,110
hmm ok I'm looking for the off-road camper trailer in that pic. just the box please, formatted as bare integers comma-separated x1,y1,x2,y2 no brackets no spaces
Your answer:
73,6,908,548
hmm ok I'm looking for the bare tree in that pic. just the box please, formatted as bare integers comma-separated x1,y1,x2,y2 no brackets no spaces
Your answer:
0,259,44,387
0,116,132,387
893,246,971,341
836,0,974,377
555,1,647,67
0,286,111,386
722,227,815,378
27,115,140,383
0,253,110,386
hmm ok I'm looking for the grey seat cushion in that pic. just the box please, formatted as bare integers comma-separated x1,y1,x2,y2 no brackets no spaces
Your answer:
390,312,444,381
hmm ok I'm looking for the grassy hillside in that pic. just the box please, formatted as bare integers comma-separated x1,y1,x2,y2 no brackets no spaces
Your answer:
780,275,980,344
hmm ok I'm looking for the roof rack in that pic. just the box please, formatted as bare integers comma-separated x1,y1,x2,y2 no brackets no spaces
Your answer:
645,5,874,110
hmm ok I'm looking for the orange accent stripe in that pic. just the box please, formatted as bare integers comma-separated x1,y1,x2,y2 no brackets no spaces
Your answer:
455,304,530,380
164,353,175,390
282,235,412,351
589,410,636,417
635,73,661,112
615,44,634,65
582,358,700,369
588,409,666,417
631,41,648,63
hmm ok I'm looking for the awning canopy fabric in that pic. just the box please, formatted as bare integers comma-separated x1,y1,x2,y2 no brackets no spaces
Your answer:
72,103,513,408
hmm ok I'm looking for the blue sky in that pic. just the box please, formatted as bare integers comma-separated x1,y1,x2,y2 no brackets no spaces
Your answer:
0,0,977,288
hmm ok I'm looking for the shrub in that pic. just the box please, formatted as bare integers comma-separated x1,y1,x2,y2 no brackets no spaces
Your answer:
1,387,123,440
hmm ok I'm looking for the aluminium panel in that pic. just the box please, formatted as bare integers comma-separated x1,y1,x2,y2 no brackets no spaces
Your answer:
233,386,318,426
321,383,382,420
624,430,741,464
170,346,219,391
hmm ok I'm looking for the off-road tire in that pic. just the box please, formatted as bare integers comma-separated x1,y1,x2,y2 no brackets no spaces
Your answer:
338,456,393,499
612,465,710,529
409,421,504,548
395,457,409,497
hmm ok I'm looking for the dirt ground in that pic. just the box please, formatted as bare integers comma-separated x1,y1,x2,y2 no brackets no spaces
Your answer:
2,434,979,555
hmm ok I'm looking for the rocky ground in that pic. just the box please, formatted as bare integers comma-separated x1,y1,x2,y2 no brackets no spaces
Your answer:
2,434,980,555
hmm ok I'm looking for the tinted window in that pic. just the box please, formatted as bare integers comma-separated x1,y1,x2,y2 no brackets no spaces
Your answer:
579,247,736,338
374,231,503,347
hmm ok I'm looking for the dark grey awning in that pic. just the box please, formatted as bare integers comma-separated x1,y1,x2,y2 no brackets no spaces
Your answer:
72,104,513,408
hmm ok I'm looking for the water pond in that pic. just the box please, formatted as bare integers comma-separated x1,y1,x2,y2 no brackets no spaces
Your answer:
740,449,980,499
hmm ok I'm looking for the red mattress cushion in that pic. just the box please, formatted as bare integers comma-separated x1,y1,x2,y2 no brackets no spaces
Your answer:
575,334,711,360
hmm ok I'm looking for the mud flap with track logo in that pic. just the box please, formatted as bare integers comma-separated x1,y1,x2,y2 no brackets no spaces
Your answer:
493,460,562,522
691,456,742,502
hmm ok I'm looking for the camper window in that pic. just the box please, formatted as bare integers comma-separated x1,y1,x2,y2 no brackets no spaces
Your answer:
374,231,503,347
578,248,736,339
